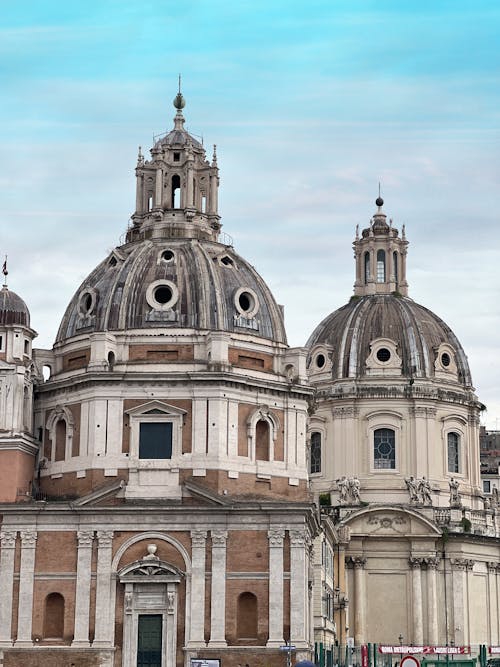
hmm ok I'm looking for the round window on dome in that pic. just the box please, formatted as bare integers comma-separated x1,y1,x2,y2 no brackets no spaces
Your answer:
441,352,451,367
146,280,179,311
376,348,391,363
315,353,326,369
161,249,175,263
234,287,259,318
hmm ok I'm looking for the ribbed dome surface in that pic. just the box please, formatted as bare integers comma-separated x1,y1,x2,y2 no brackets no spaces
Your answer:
154,128,203,150
306,294,472,386
56,238,287,344
0,287,30,326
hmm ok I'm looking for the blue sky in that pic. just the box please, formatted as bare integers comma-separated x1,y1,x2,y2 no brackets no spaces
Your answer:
1,0,500,425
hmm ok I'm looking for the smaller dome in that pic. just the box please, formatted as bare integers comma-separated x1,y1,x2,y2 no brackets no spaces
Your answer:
0,286,30,326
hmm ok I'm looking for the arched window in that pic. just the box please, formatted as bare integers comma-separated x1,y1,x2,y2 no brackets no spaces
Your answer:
43,593,65,639
108,351,116,371
255,420,270,461
376,249,386,283
237,592,258,639
55,420,66,462
447,432,460,473
310,432,321,474
364,252,370,284
171,175,181,208
374,428,395,469
393,251,398,285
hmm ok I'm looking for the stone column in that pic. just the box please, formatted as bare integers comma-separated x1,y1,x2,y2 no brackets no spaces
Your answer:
290,530,309,648
351,556,367,644
208,530,227,647
267,529,285,647
135,172,143,214
93,530,114,647
188,530,207,648
209,171,218,214
15,530,37,646
487,563,499,645
409,557,423,644
0,531,17,645
155,168,162,208
72,530,94,647
426,557,440,645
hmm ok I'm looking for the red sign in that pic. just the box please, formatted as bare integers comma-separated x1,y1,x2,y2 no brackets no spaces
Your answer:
401,656,420,667
378,646,470,655
361,645,369,667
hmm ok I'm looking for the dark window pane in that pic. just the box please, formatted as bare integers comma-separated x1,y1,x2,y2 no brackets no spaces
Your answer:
310,432,321,474
139,423,172,459
447,432,459,473
374,428,395,469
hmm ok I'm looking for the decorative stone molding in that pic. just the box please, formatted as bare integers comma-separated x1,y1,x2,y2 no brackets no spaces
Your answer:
77,530,94,547
450,558,475,571
367,515,407,529
267,529,285,547
409,556,425,569
167,591,175,614
191,530,207,547
289,530,307,547
20,530,37,548
332,406,359,419
211,530,228,547
426,557,441,570
487,562,499,573
411,406,437,417
347,555,367,569
0,531,17,548
337,525,351,545
96,530,114,547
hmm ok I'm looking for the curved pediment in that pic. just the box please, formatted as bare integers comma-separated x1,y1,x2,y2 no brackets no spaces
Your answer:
118,558,184,582
341,504,441,537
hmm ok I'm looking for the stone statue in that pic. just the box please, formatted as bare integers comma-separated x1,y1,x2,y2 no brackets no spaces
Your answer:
449,477,461,507
492,486,499,508
405,476,419,503
337,476,349,504
418,476,432,505
143,543,159,561
349,476,361,503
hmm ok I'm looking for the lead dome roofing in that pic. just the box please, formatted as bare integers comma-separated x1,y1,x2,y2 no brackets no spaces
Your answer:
56,239,287,344
306,294,472,386
0,286,30,327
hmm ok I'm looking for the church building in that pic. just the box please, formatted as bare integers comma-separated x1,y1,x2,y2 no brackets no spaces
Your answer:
0,90,498,667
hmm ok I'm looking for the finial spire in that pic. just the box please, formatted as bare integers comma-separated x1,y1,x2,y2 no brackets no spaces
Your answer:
178,73,181,94
212,144,217,166
2,255,8,288
375,183,384,209
173,75,186,111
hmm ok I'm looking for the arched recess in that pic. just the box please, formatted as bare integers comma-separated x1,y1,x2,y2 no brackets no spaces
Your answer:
237,591,258,639
246,406,280,462
43,592,65,639
46,407,75,462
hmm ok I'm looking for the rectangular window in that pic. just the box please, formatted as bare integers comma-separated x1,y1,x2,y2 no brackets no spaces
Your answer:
139,422,173,459
447,432,460,473
483,480,491,493
310,432,322,474
374,428,396,469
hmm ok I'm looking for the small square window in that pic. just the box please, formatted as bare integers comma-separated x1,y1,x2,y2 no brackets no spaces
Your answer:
139,422,172,459
173,152,180,162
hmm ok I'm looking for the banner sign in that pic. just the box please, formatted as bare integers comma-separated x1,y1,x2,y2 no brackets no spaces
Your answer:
378,646,470,655
490,647,500,654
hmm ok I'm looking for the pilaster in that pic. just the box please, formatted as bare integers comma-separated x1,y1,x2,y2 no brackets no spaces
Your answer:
208,530,227,648
0,531,17,645
15,529,37,646
409,557,424,644
72,530,94,647
267,529,285,647
188,530,207,648
426,557,440,645
290,529,309,649
93,530,114,647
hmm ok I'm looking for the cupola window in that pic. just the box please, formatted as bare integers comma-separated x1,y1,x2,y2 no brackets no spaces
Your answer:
376,348,391,362
364,252,370,284
376,250,386,283
393,251,398,285
171,175,181,208
373,428,395,469
146,280,179,311
234,287,259,318
139,422,173,459
310,432,322,474
447,432,460,473
161,249,175,263
441,352,451,367
173,152,180,162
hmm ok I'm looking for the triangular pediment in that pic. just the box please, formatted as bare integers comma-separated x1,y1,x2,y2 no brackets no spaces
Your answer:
125,400,187,418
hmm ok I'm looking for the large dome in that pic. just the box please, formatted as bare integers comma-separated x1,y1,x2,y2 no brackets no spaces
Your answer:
56,238,286,344
0,286,30,327
306,294,472,386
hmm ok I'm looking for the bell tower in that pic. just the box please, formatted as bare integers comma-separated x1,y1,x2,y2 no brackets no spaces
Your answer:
0,274,38,502
127,87,221,243
353,196,409,296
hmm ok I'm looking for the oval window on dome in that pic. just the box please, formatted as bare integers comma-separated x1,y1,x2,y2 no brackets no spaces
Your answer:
146,280,179,311
234,287,259,318
376,348,391,363
441,352,451,367
79,290,95,315
315,353,326,369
